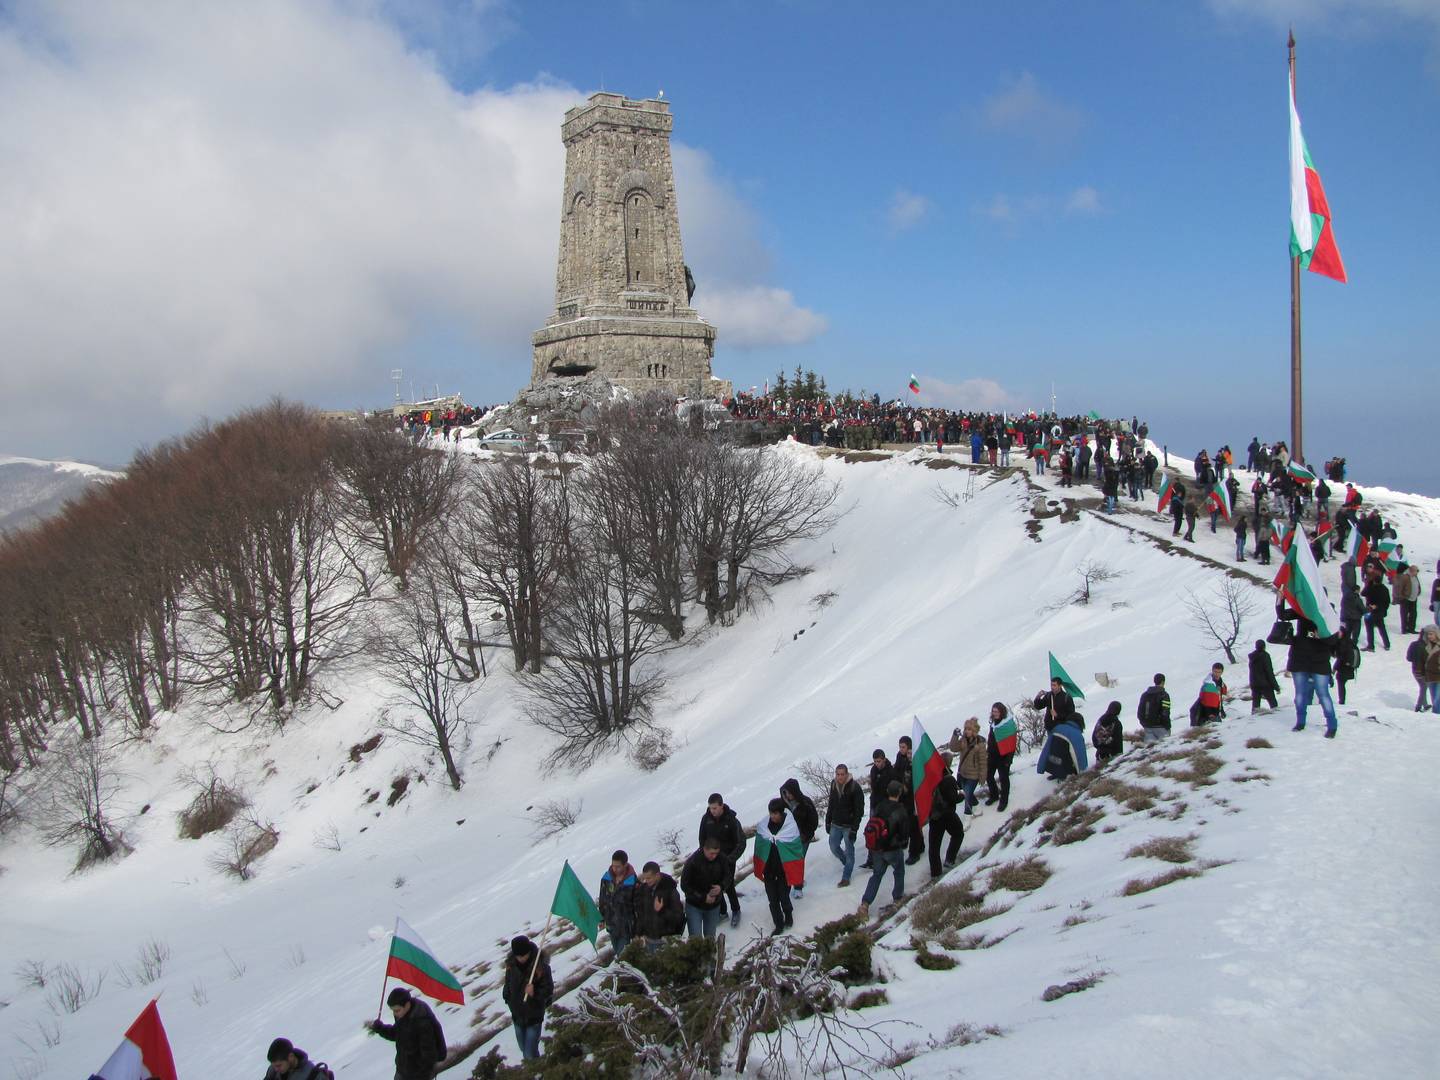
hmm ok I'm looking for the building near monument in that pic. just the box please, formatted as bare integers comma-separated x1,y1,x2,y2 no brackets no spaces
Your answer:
531,93,725,399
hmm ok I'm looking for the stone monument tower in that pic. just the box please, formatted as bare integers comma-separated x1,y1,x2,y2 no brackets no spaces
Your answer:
531,92,720,397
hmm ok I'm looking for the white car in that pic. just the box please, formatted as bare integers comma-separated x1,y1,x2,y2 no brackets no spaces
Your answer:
474,429,533,452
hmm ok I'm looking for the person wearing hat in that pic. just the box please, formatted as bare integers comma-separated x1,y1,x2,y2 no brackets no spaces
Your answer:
502,935,553,1060
263,1038,328,1079
363,987,444,1079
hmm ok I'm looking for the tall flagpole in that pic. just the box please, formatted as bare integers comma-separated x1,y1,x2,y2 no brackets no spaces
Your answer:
1288,29,1304,464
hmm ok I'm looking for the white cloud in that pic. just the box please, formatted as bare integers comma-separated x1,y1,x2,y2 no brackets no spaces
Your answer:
1064,185,1103,215
0,1,821,459
698,286,828,348
886,189,932,232
673,145,827,348
914,376,1020,412
977,71,1086,147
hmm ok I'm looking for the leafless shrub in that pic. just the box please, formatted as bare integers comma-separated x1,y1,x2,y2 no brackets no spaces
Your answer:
45,963,105,1014
1042,970,1107,1001
177,762,248,839
1184,577,1261,664
910,876,985,941
936,1021,1005,1047
656,827,684,865
1039,801,1106,846
531,799,581,841
988,855,1053,893
14,959,51,990
1053,560,1126,607
629,727,675,772
1122,865,1205,896
223,947,247,980
209,815,280,880
190,979,209,1007
793,756,835,816
40,739,128,870
131,937,171,985
1245,737,1274,749
33,1017,62,1049
1011,698,1048,753
810,590,838,610
1126,834,1198,864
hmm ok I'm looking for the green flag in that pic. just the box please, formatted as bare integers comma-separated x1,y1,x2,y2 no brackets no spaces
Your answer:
1048,651,1085,700
551,860,602,948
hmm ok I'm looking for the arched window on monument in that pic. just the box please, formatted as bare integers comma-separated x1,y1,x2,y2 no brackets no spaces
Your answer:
567,193,588,293
624,190,655,285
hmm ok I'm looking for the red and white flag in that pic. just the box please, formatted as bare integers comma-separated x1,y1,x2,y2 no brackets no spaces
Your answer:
89,1000,178,1080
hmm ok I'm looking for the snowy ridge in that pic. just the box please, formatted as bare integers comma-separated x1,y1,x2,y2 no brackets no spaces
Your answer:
0,445,1435,1079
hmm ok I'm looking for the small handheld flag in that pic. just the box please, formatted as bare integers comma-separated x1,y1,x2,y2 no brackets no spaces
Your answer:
386,917,466,1006
1048,652,1085,700
1207,483,1233,522
88,1000,178,1080
907,374,920,395
1155,474,1176,513
551,860,603,949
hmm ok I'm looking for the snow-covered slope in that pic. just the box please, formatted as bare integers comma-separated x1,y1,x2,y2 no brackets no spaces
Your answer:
0,456,121,533
0,445,1435,1079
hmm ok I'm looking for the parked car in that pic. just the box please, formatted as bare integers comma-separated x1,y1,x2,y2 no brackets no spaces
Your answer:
474,428,533,452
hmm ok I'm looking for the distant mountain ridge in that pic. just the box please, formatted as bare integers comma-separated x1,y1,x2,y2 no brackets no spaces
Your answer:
0,455,122,533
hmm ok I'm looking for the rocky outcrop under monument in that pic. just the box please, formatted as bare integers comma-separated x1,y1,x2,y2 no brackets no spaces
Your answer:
478,372,633,435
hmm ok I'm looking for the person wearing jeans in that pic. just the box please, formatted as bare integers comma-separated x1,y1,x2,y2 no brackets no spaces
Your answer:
824,764,865,886
680,841,730,939
1284,612,1340,738
951,718,987,815
1362,569,1391,651
855,783,909,919
501,937,553,1062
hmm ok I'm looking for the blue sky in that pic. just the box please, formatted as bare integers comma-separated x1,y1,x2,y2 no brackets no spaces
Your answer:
2,1,1436,492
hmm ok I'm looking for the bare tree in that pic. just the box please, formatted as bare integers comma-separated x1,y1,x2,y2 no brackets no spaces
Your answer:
1184,577,1262,664
370,567,480,790
1068,560,1126,606
335,420,462,591
40,739,126,869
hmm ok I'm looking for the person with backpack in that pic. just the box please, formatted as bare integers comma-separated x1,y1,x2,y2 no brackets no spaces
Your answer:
926,758,965,876
779,778,819,899
949,718,988,815
1249,640,1280,712
824,763,866,888
983,703,1014,812
1281,610,1340,738
634,860,685,950
364,987,445,1080
697,794,746,928
501,936,553,1061
1193,663,1229,724
856,781,910,920
264,1038,331,1080
860,749,899,871
1091,701,1124,763
894,736,925,866
596,849,639,960
1137,674,1171,743
1334,626,1362,705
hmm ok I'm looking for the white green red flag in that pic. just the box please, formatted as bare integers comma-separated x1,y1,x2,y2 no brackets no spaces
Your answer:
386,917,465,1005
1344,525,1369,565
1286,460,1317,484
1049,651,1085,700
88,1000,178,1080
909,717,947,823
753,811,806,886
992,712,1018,757
1207,482,1233,522
1271,520,1294,552
1375,539,1402,576
1156,473,1177,513
908,374,920,394
1289,74,1347,283
1274,524,1340,637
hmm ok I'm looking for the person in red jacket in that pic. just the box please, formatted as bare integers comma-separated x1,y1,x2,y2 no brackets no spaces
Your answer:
1194,663,1229,723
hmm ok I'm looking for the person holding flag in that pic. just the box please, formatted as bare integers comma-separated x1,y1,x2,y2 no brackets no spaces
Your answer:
755,797,805,934
984,703,1017,812
501,935,554,1061
364,988,445,1079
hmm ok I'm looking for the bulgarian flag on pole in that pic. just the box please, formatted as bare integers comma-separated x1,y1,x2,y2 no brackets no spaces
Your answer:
909,717,946,824
1274,524,1341,637
1271,520,1295,553
1375,539,1402,576
1343,524,1369,565
1207,482,1233,522
908,374,921,394
1290,70,1347,283
386,917,465,1005
88,1000,178,1080
1049,652,1085,700
1287,460,1317,485
753,811,806,886
1156,473,1177,513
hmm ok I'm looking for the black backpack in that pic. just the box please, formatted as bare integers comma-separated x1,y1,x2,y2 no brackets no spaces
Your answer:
862,814,889,851
310,1065,336,1080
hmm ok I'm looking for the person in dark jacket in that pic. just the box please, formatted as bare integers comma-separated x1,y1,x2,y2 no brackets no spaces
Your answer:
1335,627,1362,705
680,839,732,939
633,861,685,949
756,798,796,934
501,936,553,1061
1282,610,1340,737
1170,480,1187,535
926,763,965,877
698,794,746,927
856,781,910,919
1091,701,1124,763
596,849,639,960
779,778,818,898
1362,567,1392,651
1137,673,1171,743
824,763,866,887
1249,640,1280,711
264,1038,325,1080
861,749,900,870
1340,560,1365,643
364,987,443,1079
983,702,1014,811
1033,678,1076,733
894,736,925,865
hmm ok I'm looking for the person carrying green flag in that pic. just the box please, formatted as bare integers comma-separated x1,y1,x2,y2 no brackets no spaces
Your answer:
1035,653,1084,733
